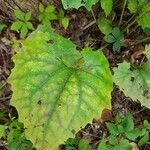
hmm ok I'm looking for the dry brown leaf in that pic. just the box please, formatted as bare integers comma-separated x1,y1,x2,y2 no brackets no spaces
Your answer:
130,142,139,150
131,45,145,64
94,109,112,124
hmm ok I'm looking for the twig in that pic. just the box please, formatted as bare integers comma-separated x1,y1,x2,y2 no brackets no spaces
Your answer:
84,7,112,31
134,37,150,45
127,24,139,35
0,96,12,100
0,82,7,89
132,107,147,115
122,14,136,31
126,18,137,31
99,44,109,50
91,9,97,22
82,20,96,31
119,0,127,26
82,8,97,31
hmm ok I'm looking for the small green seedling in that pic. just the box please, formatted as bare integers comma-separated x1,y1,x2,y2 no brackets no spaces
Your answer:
65,138,78,150
104,27,124,52
38,3,57,25
0,23,7,34
98,113,150,150
138,120,150,146
7,119,33,150
0,124,6,137
64,138,91,150
11,9,33,37
58,9,69,29
0,119,33,150
98,137,132,150
78,139,91,150
98,17,112,35
144,28,150,35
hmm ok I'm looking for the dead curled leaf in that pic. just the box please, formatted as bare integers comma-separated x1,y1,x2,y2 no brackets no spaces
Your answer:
130,142,139,150
131,45,145,64
94,109,112,124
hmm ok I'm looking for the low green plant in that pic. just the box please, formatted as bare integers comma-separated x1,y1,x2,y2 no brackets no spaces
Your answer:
65,138,90,150
144,28,150,36
0,124,6,137
104,27,124,52
138,120,150,146
58,9,69,29
65,138,79,150
38,3,57,24
8,25,113,149
127,0,150,29
97,17,112,35
61,0,98,11
0,23,6,34
7,119,33,150
99,138,132,150
98,113,150,150
61,0,112,16
38,3,69,29
11,9,33,37
78,139,91,150
0,119,33,150
100,0,113,16
113,45,150,108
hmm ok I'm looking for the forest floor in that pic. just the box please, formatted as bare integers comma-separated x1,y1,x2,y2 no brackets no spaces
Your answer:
0,1,150,150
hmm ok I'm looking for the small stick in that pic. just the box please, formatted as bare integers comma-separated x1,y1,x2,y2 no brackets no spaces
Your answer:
82,8,97,31
119,0,127,26
134,37,150,45
82,20,96,31
0,96,12,100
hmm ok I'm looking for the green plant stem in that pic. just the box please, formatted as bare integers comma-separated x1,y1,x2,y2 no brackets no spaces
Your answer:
119,0,127,26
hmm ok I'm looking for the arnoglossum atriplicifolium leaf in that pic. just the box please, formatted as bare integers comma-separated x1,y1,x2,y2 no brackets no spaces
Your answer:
8,25,113,149
113,45,150,108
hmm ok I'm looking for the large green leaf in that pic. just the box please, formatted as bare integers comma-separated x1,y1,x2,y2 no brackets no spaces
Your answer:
61,0,98,11
113,45,150,108
8,25,112,149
